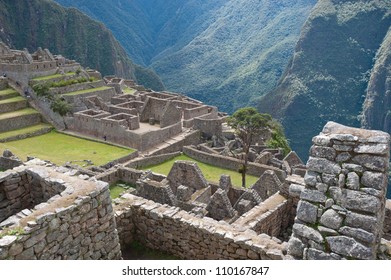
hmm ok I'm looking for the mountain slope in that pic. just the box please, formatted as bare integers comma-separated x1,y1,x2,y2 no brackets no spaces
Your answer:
361,27,391,134
55,0,316,113
258,0,391,159
0,0,164,90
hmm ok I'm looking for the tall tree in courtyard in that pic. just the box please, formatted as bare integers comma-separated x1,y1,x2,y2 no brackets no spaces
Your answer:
227,107,271,188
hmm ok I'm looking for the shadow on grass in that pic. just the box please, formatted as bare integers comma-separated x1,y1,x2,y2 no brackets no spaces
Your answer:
122,241,179,260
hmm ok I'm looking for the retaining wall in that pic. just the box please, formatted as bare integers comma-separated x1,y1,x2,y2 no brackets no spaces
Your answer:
115,193,286,260
0,163,121,260
183,146,286,182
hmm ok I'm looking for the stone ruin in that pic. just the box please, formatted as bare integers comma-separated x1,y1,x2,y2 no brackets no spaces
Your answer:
288,122,391,260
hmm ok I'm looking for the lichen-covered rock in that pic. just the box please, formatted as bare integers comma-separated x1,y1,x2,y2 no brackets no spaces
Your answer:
320,209,343,230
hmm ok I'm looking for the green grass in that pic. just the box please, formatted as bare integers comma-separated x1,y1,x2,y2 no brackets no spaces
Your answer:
122,87,136,95
0,108,38,120
63,86,111,96
0,130,134,166
32,72,75,81
0,123,53,141
109,182,136,199
0,96,26,104
0,88,18,96
142,154,259,188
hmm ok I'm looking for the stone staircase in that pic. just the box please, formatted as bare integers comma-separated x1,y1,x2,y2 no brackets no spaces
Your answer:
0,87,53,142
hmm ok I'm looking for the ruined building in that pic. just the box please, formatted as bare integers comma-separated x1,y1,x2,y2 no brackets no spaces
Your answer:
0,44,389,260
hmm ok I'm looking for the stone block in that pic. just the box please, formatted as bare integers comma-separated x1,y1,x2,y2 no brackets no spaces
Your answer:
320,209,343,230
339,189,381,214
326,236,373,260
306,248,334,260
361,171,387,190
307,157,341,175
287,236,305,258
339,226,375,244
296,201,318,224
345,212,378,233
293,224,323,243
353,155,388,172
346,172,360,190
354,144,388,155
312,135,331,147
304,171,318,187
301,189,327,203
310,146,336,161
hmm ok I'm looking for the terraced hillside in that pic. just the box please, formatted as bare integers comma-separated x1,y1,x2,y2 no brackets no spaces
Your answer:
0,86,53,143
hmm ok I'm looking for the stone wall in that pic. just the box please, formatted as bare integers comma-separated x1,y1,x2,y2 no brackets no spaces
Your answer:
183,146,286,182
0,162,121,260
0,112,41,133
193,117,223,138
115,193,286,260
384,200,391,240
126,152,182,169
287,122,391,260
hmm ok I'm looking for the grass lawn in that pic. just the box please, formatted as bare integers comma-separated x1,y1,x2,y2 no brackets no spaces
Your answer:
63,86,111,96
0,124,53,141
0,88,18,96
0,96,26,104
123,87,136,95
0,108,38,120
109,182,136,199
142,154,259,188
0,130,134,166
32,72,75,81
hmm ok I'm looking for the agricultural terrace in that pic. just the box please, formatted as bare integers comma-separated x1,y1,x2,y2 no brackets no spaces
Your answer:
142,154,259,188
0,130,134,166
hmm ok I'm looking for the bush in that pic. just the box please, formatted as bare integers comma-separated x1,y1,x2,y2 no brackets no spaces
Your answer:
33,83,51,99
50,97,72,116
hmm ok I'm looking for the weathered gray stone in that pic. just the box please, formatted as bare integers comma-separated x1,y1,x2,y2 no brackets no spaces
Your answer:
325,199,334,209
304,171,318,187
15,247,36,260
283,151,303,167
360,188,383,198
306,248,335,260
333,145,353,152
301,189,327,203
336,152,351,163
354,144,388,155
339,189,380,214
353,155,388,172
307,157,341,175
346,172,360,190
320,209,343,230
339,226,375,244
219,175,232,191
296,201,318,224
310,146,336,161
342,164,364,173
293,224,323,243
345,212,378,233
316,183,328,193
8,242,24,256
0,235,17,247
338,174,345,188
361,171,386,190
326,236,373,259
289,184,305,198
318,226,338,236
312,135,331,147
322,173,337,185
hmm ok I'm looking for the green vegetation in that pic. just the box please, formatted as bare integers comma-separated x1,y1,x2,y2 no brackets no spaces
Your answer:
266,120,291,156
0,108,38,120
258,0,391,159
142,154,259,188
109,182,136,199
0,0,164,91
122,240,178,260
63,86,111,96
0,227,25,238
32,72,75,81
122,87,136,95
0,96,25,104
0,130,134,166
55,0,315,113
0,124,53,141
32,83,50,98
227,107,273,188
50,97,71,116
48,77,96,88
0,88,18,96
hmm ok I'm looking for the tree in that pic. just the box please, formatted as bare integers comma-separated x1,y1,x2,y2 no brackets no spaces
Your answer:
227,107,271,188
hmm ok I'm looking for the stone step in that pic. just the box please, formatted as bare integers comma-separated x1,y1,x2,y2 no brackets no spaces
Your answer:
0,96,28,114
0,88,19,100
0,123,53,142
30,72,77,85
50,80,105,95
0,108,41,133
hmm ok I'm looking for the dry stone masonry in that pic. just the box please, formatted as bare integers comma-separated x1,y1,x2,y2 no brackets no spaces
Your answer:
288,122,391,260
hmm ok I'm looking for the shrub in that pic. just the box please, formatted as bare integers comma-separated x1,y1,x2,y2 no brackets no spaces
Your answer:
50,97,72,116
33,83,51,99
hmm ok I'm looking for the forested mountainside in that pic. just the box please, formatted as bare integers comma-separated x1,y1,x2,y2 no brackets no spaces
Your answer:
55,0,316,113
361,27,391,134
258,0,391,159
0,0,164,91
